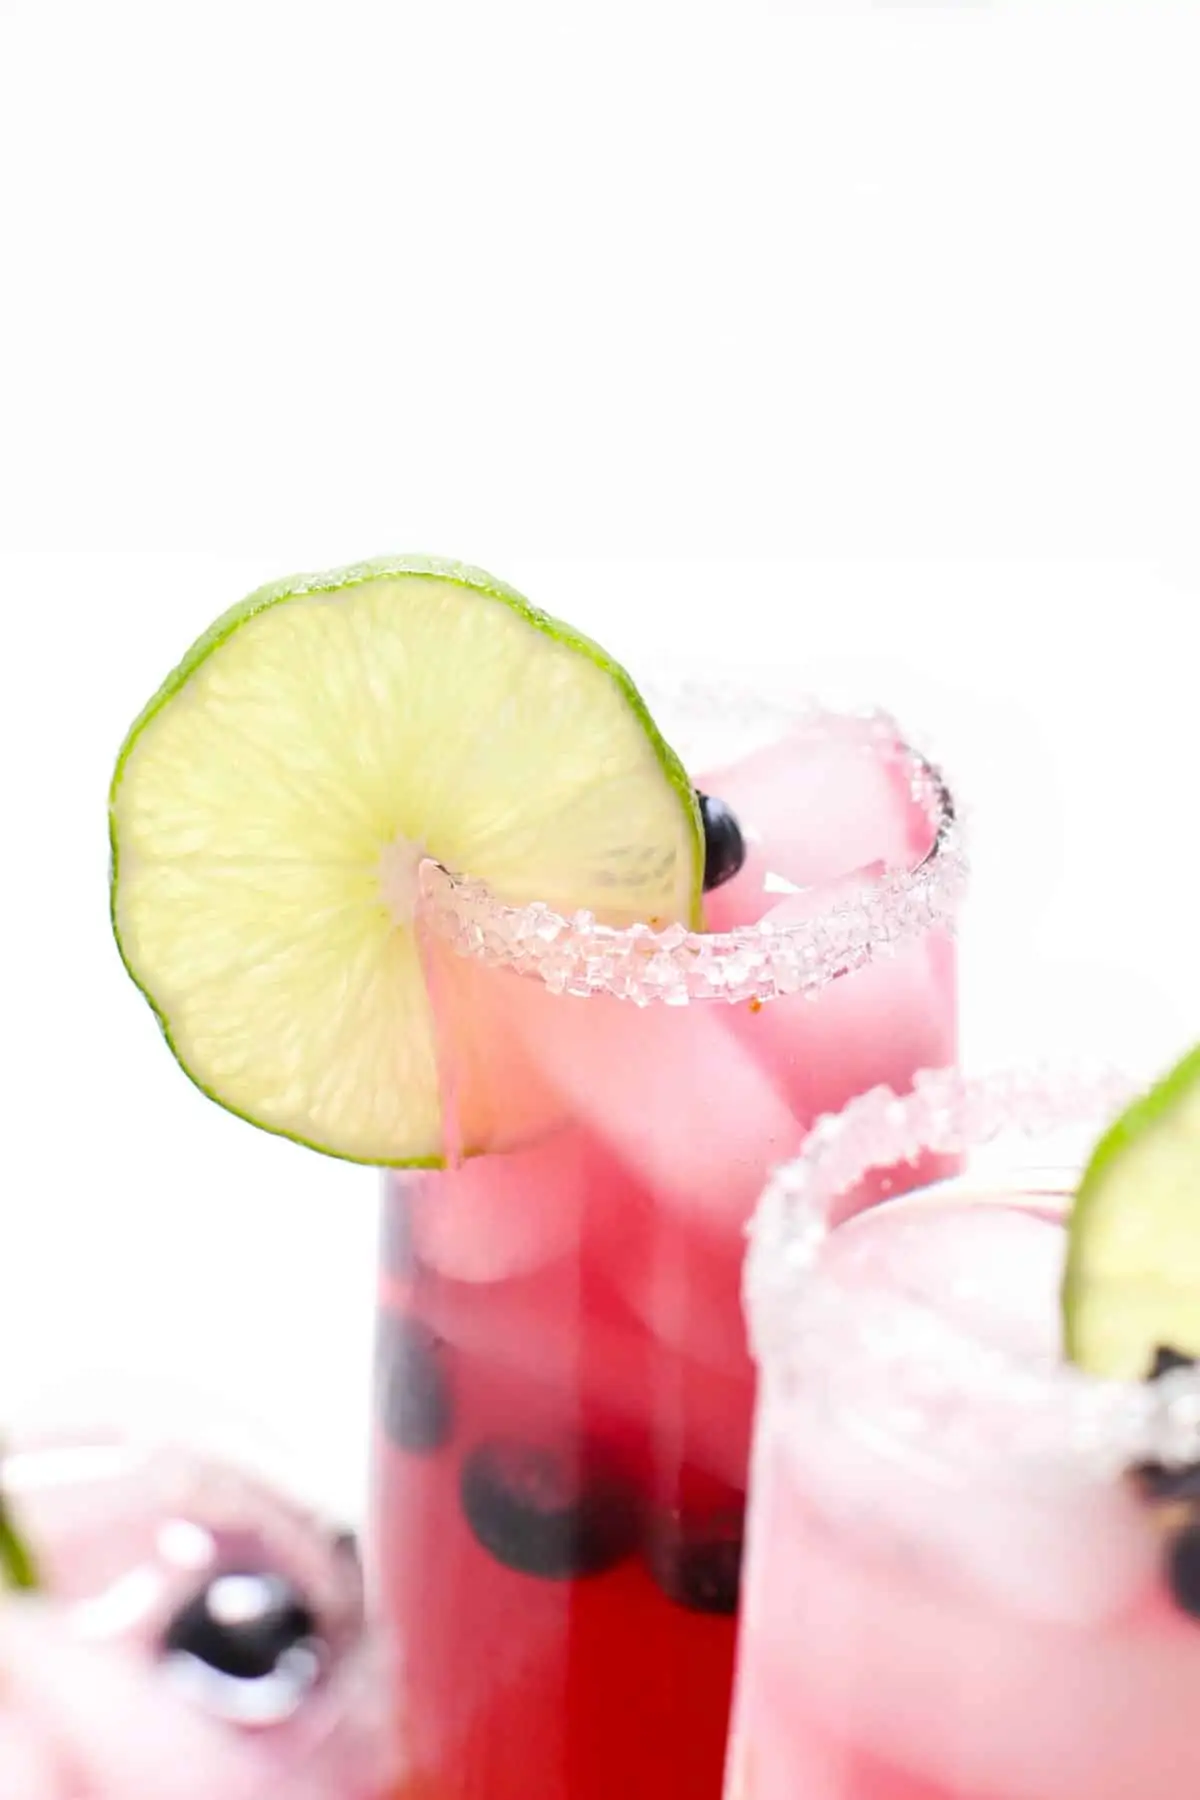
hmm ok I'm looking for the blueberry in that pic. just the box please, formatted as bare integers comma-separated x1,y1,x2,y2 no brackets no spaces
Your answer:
697,792,746,892
1136,1461,1200,1503
645,1506,743,1614
460,1439,638,1580
161,1571,324,1722
377,1315,453,1452
1167,1523,1200,1619
1151,1345,1195,1380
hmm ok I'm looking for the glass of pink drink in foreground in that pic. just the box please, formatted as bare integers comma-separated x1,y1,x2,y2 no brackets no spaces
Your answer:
373,696,966,1800
728,1066,1200,1800
0,1434,391,1800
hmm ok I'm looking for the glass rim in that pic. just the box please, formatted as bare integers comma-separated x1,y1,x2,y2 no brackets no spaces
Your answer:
418,705,965,1006
744,1066,1200,1485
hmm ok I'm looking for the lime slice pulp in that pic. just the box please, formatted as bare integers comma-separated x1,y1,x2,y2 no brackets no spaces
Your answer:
1063,1044,1200,1379
109,556,703,1166
0,1473,38,1592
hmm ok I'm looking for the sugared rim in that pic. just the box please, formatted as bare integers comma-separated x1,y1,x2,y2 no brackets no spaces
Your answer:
745,1067,1200,1483
418,706,965,1006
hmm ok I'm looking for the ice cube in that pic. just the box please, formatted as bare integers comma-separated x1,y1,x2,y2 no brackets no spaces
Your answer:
727,924,957,1136
420,1255,651,1433
599,1196,752,1380
408,1129,588,1284
508,989,800,1235
698,728,924,932
750,1426,1179,1800
647,1355,754,1492
780,1204,1159,1628
825,1198,1066,1363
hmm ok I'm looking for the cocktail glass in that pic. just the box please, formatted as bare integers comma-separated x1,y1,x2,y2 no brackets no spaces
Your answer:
0,1432,389,1799
728,1065,1200,1800
373,690,966,1800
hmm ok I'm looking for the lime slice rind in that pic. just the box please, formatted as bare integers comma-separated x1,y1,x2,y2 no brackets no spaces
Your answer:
109,556,703,1166
1063,1044,1200,1380
111,557,701,891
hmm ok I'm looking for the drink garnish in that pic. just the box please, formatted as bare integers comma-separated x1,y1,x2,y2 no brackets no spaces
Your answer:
1062,1043,1200,1380
0,1457,39,1591
109,557,704,1166
1062,1046,1200,1617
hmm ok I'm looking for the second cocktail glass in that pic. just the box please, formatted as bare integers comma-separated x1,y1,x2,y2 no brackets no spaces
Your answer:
728,1066,1200,1800
373,693,966,1800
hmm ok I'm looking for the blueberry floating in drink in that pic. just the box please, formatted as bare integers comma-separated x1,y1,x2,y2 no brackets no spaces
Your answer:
459,1439,638,1580
376,1314,453,1453
645,1505,744,1615
1166,1524,1200,1619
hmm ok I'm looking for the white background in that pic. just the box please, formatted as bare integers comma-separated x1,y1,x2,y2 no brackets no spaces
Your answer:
1,3,1198,1524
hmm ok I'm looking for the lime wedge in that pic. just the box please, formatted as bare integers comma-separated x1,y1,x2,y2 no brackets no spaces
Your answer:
1063,1045,1200,1378
110,556,703,1166
0,1466,38,1592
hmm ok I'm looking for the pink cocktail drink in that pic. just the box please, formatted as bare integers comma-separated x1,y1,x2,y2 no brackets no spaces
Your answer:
373,703,965,1800
729,1069,1200,1800
0,1434,391,1799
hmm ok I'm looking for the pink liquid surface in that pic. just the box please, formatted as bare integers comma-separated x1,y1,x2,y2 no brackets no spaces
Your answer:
727,1196,1199,1800
373,726,959,1800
